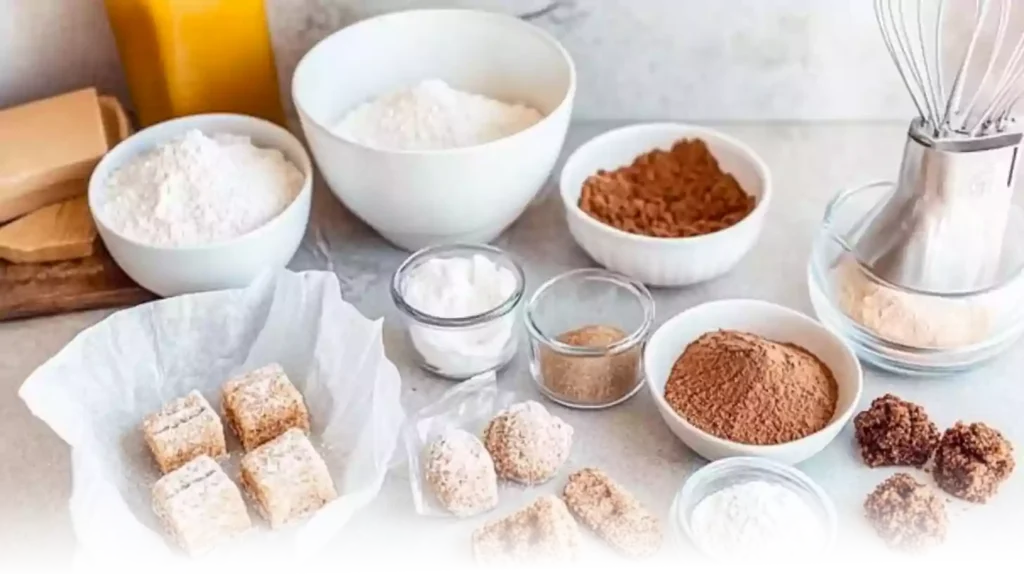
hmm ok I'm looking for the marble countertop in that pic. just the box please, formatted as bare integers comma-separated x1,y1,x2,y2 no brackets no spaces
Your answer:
2,121,1022,567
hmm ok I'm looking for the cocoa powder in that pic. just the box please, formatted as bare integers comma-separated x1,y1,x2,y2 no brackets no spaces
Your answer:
578,138,755,238
663,330,838,445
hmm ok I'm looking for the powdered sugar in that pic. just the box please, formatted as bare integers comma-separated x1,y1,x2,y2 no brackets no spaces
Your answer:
333,79,544,151
688,480,826,559
100,129,304,247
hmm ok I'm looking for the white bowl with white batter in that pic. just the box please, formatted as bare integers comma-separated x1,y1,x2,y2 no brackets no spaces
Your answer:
88,114,313,297
292,9,576,252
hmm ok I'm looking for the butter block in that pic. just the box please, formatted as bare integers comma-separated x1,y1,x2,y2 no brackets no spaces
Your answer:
0,88,108,222
0,196,96,263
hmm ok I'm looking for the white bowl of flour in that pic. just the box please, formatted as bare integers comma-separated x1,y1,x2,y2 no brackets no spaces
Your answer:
88,114,313,297
292,9,575,252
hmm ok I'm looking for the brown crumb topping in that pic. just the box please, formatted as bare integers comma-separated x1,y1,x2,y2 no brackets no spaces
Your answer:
933,421,1015,503
864,473,947,551
854,394,940,468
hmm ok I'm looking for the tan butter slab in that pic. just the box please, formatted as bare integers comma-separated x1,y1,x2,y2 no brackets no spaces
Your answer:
0,196,96,263
0,88,108,222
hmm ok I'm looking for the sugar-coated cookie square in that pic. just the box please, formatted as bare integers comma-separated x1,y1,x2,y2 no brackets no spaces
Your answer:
221,363,309,452
142,390,226,473
151,456,251,556
240,428,337,528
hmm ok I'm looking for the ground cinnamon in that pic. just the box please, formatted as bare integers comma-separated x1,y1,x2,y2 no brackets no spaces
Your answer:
578,138,755,238
663,330,838,445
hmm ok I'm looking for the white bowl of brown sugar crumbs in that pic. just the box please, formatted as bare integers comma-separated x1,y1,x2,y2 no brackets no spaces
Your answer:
644,299,863,465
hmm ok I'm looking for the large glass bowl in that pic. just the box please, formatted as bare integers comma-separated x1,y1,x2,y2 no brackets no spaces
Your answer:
807,182,1024,375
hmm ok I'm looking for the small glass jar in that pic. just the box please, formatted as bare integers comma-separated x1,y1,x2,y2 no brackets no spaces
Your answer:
525,268,654,409
671,457,837,560
808,181,1024,375
392,244,525,380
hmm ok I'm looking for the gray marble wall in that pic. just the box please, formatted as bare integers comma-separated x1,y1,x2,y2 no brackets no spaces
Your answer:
0,0,914,121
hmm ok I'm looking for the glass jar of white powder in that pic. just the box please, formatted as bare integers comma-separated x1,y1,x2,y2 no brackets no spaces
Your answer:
391,244,525,380
672,457,837,561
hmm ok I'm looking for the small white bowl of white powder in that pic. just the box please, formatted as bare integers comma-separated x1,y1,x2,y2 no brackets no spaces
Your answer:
672,457,837,561
88,114,312,297
292,9,576,252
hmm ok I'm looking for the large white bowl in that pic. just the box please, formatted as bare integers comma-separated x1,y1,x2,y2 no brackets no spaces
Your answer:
292,9,575,252
88,114,313,297
560,123,771,286
644,299,863,465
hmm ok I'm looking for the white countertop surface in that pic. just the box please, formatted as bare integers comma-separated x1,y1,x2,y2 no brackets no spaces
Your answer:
2,121,1022,567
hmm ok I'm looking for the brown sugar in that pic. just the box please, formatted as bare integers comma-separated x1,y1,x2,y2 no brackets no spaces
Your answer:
864,473,947,551
933,422,1015,503
538,324,641,405
578,138,756,238
854,394,940,468
663,330,838,445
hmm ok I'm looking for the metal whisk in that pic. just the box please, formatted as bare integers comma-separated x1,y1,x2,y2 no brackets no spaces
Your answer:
850,0,1024,293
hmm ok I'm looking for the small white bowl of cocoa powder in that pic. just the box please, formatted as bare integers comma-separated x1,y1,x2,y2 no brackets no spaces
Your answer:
644,299,862,465
559,123,770,287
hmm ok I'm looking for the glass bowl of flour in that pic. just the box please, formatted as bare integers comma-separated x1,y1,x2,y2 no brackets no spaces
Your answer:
391,243,525,380
672,457,837,561
808,182,1024,376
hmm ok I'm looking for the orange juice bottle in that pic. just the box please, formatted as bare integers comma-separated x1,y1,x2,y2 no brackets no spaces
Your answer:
104,0,286,127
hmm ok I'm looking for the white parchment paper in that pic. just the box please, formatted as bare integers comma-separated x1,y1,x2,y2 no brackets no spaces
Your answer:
18,270,405,567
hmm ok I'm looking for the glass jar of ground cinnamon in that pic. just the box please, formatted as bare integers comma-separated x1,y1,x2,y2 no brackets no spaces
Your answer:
525,269,655,409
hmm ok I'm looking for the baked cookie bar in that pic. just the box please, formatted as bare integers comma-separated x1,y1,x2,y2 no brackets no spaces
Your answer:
562,468,662,557
472,495,581,564
151,455,251,556
142,390,226,473
222,363,310,451
240,428,337,528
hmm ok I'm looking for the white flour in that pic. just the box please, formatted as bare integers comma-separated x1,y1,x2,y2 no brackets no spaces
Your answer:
688,480,825,560
333,79,544,151
101,130,304,247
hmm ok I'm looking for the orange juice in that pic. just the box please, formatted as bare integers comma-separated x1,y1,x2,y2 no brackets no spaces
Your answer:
104,0,285,127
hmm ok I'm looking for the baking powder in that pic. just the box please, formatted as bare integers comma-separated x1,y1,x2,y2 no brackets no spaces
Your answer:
100,129,303,247
403,254,519,378
688,480,825,559
333,79,544,151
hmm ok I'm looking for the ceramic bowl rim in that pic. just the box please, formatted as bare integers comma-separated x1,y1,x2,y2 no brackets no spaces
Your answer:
644,298,864,455
559,122,773,246
290,8,577,157
87,113,313,254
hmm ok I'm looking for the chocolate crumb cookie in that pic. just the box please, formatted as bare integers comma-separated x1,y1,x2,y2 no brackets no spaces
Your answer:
933,422,1015,503
854,394,939,468
864,473,947,551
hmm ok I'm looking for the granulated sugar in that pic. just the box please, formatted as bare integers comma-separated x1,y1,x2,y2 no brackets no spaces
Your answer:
333,79,544,151
100,130,303,247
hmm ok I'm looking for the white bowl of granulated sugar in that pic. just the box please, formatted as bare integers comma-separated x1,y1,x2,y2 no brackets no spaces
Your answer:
88,114,313,297
644,299,863,465
292,9,576,252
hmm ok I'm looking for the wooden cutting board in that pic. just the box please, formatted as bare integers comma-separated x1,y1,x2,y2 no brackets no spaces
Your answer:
0,96,154,321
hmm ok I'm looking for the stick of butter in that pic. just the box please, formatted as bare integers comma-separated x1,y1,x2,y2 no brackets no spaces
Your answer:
0,196,97,263
0,88,108,222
